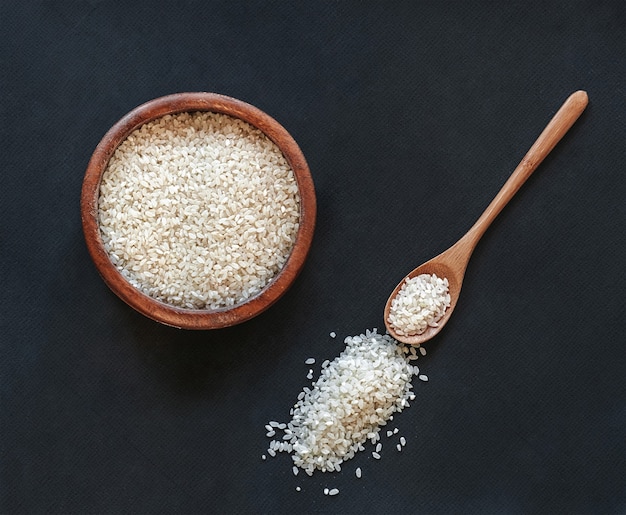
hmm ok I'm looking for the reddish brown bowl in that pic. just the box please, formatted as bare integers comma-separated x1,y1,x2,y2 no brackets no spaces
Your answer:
81,92,316,329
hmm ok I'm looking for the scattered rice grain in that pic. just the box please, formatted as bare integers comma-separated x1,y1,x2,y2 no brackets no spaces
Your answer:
263,329,429,475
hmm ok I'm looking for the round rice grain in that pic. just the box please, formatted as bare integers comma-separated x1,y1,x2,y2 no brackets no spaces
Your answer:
98,111,300,309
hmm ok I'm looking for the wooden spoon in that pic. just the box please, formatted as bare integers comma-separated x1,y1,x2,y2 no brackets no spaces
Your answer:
384,90,588,345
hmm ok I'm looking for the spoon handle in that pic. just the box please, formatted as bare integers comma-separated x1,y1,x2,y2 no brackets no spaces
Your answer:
462,90,588,248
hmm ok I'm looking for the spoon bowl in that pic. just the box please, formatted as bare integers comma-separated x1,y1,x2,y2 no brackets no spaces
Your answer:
385,90,588,345
385,256,463,345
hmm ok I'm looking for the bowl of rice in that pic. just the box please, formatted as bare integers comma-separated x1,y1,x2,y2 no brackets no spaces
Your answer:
81,92,316,329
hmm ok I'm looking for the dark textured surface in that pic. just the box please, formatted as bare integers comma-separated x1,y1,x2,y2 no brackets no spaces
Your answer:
1,1,624,513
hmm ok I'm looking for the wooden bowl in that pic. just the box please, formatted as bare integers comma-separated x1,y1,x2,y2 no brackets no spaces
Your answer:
81,92,316,329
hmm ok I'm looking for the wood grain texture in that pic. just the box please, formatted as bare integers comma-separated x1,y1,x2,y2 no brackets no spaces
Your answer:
385,91,588,345
81,92,316,329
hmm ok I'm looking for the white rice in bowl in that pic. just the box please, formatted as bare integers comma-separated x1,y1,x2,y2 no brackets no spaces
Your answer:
98,111,301,310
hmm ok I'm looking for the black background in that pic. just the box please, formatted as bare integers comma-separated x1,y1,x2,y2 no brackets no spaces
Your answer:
1,1,624,513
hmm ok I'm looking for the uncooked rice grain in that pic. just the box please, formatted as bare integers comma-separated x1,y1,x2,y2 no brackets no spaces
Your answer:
387,273,451,336
264,329,421,474
98,111,300,309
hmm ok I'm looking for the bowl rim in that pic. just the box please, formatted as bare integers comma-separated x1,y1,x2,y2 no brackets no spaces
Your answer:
80,92,316,329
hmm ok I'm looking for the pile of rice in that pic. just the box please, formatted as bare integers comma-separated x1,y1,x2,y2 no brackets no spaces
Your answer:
98,111,300,309
387,273,451,336
264,329,425,475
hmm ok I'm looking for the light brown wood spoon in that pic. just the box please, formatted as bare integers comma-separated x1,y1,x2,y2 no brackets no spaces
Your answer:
384,90,588,345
